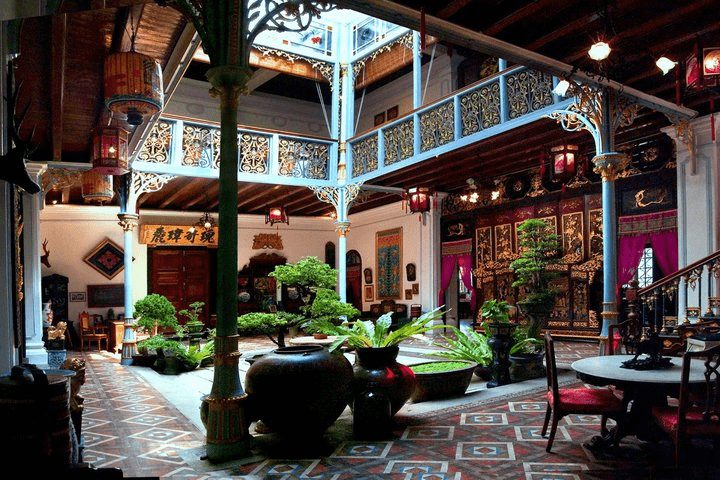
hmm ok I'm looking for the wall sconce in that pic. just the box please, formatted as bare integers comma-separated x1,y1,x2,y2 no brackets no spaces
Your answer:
550,144,579,178
655,56,677,75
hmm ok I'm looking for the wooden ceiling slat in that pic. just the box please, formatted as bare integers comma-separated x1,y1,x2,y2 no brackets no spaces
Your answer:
50,14,66,162
155,178,201,209
483,0,558,37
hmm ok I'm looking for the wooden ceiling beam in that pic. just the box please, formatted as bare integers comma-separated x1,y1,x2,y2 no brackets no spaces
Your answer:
156,179,200,208
435,0,473,21
483,0,558,37
185,181,220,209
524,13,600,52
564,0,716,64
237,184,282,211
50,14,66,162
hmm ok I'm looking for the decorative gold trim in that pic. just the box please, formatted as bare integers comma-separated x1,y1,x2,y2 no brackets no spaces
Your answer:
117,213,139,232
592,152,630,182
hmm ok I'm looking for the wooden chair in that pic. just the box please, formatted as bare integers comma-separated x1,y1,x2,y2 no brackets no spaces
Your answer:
651,344,720,466
542,332,625,452
79,311,108,351
608,318,642,355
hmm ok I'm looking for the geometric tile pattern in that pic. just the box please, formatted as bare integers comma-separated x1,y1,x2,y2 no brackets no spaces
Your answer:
73,340,720,479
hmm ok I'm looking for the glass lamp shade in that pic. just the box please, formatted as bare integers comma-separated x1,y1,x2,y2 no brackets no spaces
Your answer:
104,51,163,126
92,126,129,175
266,206,289,226
550,144,579,176
405,187,432,214
81,170,114,205
588,41,611,61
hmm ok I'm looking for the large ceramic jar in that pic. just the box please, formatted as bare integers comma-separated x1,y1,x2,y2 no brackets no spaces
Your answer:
245,345,353,437
353,345,415,416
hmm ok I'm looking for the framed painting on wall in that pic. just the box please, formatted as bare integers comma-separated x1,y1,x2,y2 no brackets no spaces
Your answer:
376,227,402,300
83,238,126,280
364,285,374,302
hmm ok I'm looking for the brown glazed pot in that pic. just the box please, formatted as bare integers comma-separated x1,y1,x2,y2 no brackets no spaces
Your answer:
353,345,416,416
244,345,353,437
409,360,477,403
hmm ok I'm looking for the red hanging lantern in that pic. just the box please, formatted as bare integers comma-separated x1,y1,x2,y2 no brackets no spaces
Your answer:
92,126,129,175
550,144,579,179
81,170,114,205
404,187,433,214
266,206,289,226
104,51,164,126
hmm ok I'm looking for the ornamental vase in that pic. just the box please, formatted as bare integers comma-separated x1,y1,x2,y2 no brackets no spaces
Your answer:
353,345,415,416
244,345,353,437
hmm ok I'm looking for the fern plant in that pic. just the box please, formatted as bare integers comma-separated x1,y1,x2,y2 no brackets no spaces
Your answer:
308,307,446,352
429,326,491,366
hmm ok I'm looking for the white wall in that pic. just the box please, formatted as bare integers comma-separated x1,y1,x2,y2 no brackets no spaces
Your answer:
166,78,332,138
664,114,720,316
40,205,336,322
347,201,435,312
354,51,455,135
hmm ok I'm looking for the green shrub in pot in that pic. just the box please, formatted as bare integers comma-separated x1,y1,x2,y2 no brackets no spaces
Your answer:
134,294,179,336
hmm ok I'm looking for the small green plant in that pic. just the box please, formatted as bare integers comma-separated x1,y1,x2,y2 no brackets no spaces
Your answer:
480,299,510,323
137,335,171,353
310,307,446,352
175,340,215,370
134,294,178,336
429,326,492,367
410,361,472,373
236,311,304,347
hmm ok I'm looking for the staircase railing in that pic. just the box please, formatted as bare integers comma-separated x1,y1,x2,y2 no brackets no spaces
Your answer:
627,249,720,337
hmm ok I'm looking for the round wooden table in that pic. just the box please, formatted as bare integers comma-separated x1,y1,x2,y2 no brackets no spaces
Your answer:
571,355,708,448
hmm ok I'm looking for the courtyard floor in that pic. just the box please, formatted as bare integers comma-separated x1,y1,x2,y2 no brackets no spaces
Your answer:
75,337,720,479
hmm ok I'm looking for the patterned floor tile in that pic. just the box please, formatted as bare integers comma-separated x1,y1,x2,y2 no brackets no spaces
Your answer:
82,449,127,467
455,442,515,461
122,413,176,426
514,425,571,442
128,427,191,443
248,459,321,477
459,412,508,425
508,402,546,413
331,441,393,458
115,403,165,413
401,426,455,440
82,417,111,430
383,460,448,474
82,431,118,448
111,393,155,403
138,445,189,465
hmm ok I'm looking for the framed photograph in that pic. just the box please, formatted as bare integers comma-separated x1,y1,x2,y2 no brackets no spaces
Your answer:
405,289,413,300
406,263,416,281
374,112,386,126
412,283,419,294
364,285,374,302
386,105,399,121
69,292,86,302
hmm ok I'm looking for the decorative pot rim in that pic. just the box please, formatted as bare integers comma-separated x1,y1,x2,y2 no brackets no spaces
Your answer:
274,345,324,354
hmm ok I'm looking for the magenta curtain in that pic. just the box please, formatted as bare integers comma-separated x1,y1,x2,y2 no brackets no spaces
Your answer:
618,235,649,291
457,255,476,309
438,256,458,306
650,230,678,277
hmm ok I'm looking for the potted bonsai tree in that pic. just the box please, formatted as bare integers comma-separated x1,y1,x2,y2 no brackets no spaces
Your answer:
179,301,205,335
302,288,360,339
134,293,179,337
270,256,337,307
237,311,304,348
509,218,560,380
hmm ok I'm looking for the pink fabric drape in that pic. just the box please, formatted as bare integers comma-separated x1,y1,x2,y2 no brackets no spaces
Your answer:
457,255,477,309
650,230,678,277
618,235,649,289
439,255,458,307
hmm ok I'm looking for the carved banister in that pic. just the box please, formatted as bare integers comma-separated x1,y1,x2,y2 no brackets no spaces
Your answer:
637,249,720,297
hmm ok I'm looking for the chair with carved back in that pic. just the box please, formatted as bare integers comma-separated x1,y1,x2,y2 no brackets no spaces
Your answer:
79,311,108,351
651,344,720,466
608,318,643,355
542,333,625,452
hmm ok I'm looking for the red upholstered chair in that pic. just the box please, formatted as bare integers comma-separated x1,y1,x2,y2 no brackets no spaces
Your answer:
542,333,625,452
651,344,720,466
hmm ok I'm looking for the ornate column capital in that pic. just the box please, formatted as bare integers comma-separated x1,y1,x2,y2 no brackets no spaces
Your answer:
592,152,630,182
117,213,139,232
334,220,351,237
